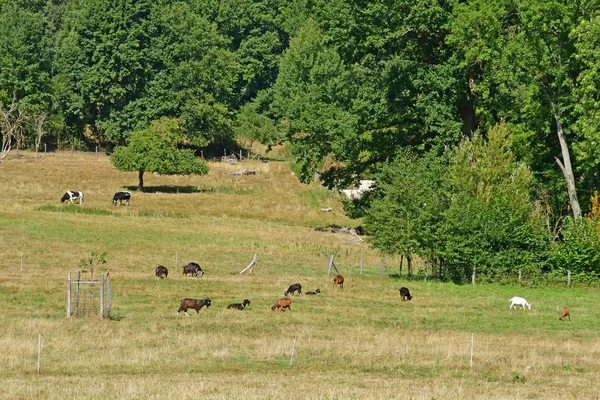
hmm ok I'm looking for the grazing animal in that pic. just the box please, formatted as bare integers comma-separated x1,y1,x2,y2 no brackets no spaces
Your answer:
559,306,570,321
182,262,204,277
399,287,412,301
305,289,321,295
60,191,84,204
333,274,344,289
271,297,293,311
177,298,211,316
509,296,531,310
112,191,131,206
284,283,302,297
155,265,168,279
228,299,251,310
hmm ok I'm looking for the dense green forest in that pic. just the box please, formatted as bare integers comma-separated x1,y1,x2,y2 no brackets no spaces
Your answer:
2,0,600,283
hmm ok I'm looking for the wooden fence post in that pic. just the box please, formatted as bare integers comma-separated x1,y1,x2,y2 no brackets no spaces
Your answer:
100,273,105,319
107,273,111,318
75,270,81,311
424,261,428,282
567,270,571,288
327,255,334,277
37,334,42,374
359,252,363,275
289,334,297,367
380,257,385,279
470,332,474,369
66,272,71,319
471,267,476,285
518,268,522,283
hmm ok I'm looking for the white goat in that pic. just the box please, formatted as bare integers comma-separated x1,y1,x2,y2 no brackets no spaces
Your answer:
509,296,531,310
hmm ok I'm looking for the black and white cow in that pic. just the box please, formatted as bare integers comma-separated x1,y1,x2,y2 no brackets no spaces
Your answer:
112,191,131,206
60,191,84,204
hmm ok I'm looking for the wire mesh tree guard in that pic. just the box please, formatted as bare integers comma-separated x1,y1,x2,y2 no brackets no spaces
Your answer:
66,271,111,319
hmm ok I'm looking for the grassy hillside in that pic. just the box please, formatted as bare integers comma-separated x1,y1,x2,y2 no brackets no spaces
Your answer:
0,151,599,399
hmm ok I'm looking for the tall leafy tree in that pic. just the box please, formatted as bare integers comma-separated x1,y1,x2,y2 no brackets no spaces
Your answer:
365,150,449,276
441,123,546,281
449,0,599,221
111,118,208,192
54,0,237,146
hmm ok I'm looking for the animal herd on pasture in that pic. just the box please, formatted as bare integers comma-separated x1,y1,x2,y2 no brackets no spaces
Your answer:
59,190,572,322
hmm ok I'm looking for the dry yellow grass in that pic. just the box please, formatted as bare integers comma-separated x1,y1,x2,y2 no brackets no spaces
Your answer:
1,151,599,399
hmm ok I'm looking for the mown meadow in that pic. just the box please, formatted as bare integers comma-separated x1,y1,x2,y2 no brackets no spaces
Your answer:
1,151,599,399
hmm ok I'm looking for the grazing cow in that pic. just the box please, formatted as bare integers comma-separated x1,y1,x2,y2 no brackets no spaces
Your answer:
271,297,293,311
399,287,412,301
509,296,531,310
112,191,131,206
155,265,168,279
284,283,302,297
333,275,344,289
559,306,570,321
228,299,251,310
177,298,211,316
306,289,321,295
182,262,204,277
60,191,84,204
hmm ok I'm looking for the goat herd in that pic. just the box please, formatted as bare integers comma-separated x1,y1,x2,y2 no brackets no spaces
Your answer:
162,264,572,321
155,263,420,316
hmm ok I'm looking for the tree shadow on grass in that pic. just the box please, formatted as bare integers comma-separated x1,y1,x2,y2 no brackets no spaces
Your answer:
123,185,200,194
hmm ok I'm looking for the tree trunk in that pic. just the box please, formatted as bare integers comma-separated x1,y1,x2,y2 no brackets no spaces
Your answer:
137,170,145,192
407,255,412,277
554,113,581,220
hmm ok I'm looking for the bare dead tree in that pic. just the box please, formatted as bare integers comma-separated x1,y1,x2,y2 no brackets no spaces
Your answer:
0,94,27,160
32,111,47,157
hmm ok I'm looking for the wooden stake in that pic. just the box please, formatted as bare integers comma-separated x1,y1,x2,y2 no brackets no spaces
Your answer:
75,271,81,311
380,257,385,279
37,334,42,374
66,272,71,319
100,273,104,319
289,334,297,367
567,270,571,288
327,255,334,277
470,332,474,368
106,273,111,318
359,252,363,275
471,267,476,285
518,268,522,282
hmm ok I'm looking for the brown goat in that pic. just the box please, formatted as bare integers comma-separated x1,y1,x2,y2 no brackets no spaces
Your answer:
271,297,293,311
333,274,344,288
559,306,570,321
177,298,211,316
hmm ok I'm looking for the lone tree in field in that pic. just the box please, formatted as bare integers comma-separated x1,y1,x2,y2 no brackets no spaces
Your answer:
111,118,208,192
